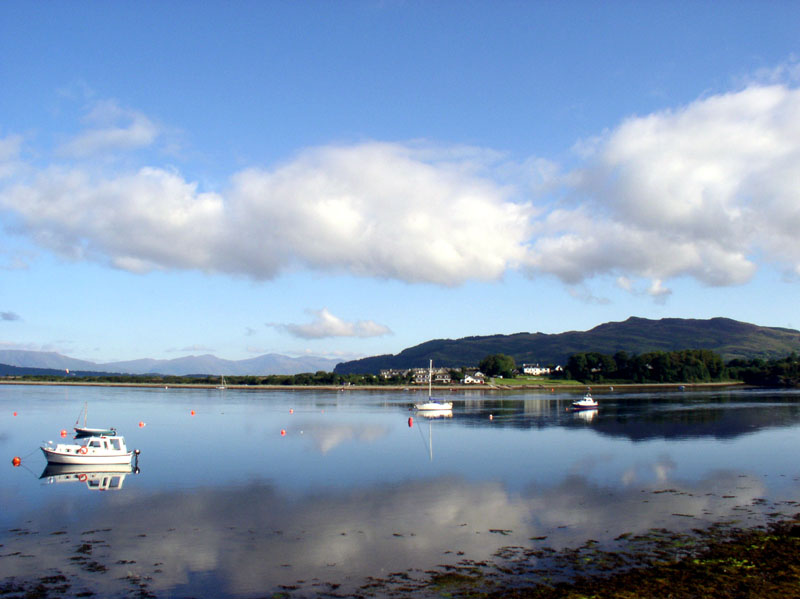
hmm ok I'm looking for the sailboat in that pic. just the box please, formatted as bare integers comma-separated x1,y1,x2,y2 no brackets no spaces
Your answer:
74,402,116,437
217,375,226,390
414,360,453,411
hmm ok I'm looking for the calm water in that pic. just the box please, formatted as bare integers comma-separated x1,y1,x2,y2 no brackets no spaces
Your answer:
3,384,800,597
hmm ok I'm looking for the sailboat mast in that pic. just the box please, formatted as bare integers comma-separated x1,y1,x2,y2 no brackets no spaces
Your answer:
428,359,432,398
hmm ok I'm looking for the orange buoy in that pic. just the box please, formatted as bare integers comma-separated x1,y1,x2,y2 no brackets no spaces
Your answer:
408,417,413,428
13,411,17,416
289,408,294,414
60,429,67,437
12,456,21,467
138,421,145,428
280,429,286,436
190,410,195,416
489,414,494,420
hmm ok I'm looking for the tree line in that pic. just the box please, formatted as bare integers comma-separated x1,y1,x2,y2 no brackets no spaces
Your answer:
4,351,800,386
564,349,800,386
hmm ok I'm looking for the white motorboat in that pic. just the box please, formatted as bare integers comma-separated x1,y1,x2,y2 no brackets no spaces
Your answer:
570,391,599,411
414,360,453,411
41,435,138,465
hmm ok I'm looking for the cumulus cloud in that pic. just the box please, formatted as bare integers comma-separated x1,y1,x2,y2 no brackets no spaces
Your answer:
58,99,159,157
223,142,531,284
274,308,392,339
0,140,531,285
2,80,800,298
1,166,225,271
528,83,800,293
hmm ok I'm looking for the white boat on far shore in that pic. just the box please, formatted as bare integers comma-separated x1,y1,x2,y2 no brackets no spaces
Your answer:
414,360,453,411
569,391,599,411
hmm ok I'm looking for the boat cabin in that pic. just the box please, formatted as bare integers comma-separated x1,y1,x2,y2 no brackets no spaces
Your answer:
86,436,125,452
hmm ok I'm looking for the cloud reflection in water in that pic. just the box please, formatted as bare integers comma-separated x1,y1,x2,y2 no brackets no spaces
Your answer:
1,465,793,598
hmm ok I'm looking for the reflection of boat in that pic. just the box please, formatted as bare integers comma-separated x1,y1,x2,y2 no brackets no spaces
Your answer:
41,435,138,465
40,463,137,491
412,412,449,461
74,402,116,437
573,408,597,422
414,360,453,411
416,409,453,419
570,391,599,411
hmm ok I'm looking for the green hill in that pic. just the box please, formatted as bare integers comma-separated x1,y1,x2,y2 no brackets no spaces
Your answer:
333,317,800,374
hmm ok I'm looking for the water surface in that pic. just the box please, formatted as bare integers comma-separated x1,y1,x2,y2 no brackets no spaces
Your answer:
3,384,800,597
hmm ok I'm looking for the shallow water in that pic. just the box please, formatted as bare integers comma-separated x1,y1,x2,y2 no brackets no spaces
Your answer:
2,384,800,597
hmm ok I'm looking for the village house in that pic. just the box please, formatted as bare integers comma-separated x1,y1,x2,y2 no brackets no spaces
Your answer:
522,363,551,376
461,371,486,384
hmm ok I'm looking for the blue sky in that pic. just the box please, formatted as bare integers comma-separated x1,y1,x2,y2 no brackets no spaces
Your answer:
1,1,799,364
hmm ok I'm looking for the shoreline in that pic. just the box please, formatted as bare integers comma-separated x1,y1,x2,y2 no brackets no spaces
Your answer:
0,380,747,391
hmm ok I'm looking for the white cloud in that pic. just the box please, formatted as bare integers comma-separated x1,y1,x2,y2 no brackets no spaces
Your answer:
58,100,159,157
224,142,531,284
0,140,531,285
527,83,800,294
3,81,800,299
1,166,225,271
275,308,392,339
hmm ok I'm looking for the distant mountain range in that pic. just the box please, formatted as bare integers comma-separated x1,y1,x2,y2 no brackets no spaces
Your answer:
0,350,340,376
334,317,800,375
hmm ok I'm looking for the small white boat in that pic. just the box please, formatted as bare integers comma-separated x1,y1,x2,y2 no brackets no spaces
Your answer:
41,435,138,465
570,391,599,411
414,360,453,411
73,402,116,437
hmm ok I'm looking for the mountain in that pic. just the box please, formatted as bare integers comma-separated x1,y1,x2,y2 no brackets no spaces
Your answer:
333,317,800,374
0,350,340,376
103,353,341,376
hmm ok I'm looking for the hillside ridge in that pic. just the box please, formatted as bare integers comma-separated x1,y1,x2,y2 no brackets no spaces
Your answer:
333,317,800,374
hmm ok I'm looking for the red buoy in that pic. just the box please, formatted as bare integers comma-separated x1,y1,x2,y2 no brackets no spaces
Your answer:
12,456,21,467
289,408,294,414
13,412,17,417
190,410,196,416
408,417,413,428
138,421,145,428
60,429,67,437
280,429,286,436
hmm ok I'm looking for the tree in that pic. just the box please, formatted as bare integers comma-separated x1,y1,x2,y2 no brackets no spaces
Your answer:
479,354,516,378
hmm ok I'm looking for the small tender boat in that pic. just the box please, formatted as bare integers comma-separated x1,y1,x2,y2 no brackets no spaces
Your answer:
73,402,116,437
570,391,599,411
41,435,138,465
414,360,453,411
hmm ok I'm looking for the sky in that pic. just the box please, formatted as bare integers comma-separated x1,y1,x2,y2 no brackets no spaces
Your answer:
1,1,800,364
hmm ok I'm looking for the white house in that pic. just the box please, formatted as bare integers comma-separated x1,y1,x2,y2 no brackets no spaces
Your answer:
522,363,551,376
462,371,486,384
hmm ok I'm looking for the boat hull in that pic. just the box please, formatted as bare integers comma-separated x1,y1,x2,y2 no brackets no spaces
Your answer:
569,404,598,411
75,426,116,437
41,446,133,465
414,401,453,411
